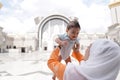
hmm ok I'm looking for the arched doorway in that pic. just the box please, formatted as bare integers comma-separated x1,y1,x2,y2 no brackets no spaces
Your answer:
38,14,70,51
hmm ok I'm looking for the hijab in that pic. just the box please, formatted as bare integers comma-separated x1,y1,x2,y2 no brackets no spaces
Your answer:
64,39,120,80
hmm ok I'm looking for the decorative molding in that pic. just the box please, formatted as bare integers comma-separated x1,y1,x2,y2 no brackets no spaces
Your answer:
0,2,2,9
109,1,120,8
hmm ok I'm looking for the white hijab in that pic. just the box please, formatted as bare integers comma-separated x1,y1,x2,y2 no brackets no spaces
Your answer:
64,39,120,80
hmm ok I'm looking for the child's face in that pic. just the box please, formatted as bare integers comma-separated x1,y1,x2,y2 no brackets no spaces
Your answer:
66,27,80,40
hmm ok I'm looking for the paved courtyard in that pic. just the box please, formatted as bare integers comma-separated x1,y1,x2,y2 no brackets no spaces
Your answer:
0,51,120,80
0,51,52,80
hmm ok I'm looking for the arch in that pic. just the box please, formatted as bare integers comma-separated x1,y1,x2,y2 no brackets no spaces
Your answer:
38,14,70,50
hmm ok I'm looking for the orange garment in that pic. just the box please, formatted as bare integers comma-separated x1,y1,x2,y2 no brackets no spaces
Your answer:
47,47,84,80
71,51,84,62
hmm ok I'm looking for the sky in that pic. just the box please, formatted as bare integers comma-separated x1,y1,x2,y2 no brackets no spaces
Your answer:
0,0,112,34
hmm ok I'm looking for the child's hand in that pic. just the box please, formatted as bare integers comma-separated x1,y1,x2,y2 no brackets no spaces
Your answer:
60,40,68,46
73,43,80,52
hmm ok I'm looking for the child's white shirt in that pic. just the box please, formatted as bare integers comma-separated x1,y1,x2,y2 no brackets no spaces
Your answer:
58,33,79,60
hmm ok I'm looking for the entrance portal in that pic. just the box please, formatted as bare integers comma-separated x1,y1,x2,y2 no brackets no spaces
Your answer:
38,14,70,51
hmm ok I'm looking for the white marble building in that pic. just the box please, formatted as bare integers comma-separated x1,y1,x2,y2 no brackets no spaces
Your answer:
80,32,105,52
36,14,106,52
37,14,71,51
106,0,120,45
0,14,106,53
0,26,38,53
0,27,6,53
7,32,38,53
0,27,14,53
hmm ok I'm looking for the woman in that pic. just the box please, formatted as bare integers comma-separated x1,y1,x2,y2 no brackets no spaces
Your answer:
47,39,120,80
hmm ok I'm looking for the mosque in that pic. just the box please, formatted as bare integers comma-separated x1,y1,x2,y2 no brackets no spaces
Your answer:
106,0,120,45
0,0,120,53
0,14,105,53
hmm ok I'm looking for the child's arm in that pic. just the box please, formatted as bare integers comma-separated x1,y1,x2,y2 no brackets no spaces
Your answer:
55,36,63,46
55,36,68,46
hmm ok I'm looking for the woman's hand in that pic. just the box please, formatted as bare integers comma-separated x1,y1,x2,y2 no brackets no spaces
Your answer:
84,44,92,61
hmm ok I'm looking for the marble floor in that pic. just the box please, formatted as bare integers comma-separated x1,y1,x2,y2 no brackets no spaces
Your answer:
0,51,120,80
